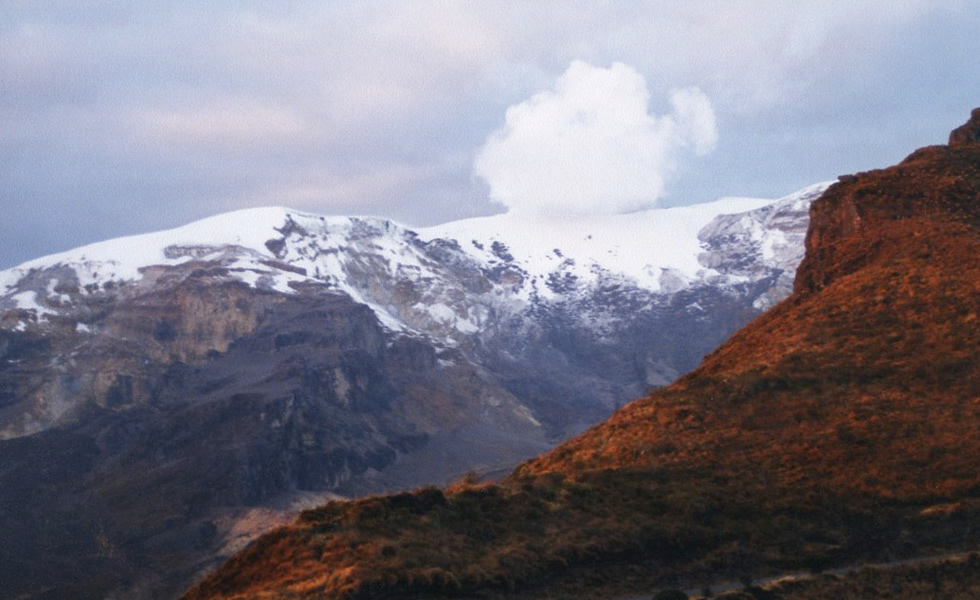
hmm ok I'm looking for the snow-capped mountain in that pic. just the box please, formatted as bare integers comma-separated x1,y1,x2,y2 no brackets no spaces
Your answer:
0,182,830,443
0,182,827,600
1,182,827,344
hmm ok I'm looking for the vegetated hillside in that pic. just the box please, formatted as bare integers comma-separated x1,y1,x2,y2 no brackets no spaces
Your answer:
183,112,980,600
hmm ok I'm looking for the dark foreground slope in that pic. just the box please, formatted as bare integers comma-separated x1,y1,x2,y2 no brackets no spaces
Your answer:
183,113,980,600
743,552,980,600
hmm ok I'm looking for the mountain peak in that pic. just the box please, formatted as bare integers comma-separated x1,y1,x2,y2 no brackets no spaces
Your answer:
949,106,980,146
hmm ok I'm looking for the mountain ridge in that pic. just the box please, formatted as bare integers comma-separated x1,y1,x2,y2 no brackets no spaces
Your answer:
1,186,823,338
0,185,823,441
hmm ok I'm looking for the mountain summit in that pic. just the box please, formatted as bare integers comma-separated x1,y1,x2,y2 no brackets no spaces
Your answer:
183,110,980,600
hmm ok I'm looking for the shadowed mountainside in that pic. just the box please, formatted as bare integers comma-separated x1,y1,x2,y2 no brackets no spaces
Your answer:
183,112,980,600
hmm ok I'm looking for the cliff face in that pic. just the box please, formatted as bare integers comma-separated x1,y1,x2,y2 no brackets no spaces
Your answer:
796,112,980,295
949,107,980,146
182,110,980,600
0,273,547,600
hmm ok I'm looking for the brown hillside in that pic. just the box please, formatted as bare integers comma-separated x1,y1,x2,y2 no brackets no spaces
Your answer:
528,144,980,499
183,112,980,600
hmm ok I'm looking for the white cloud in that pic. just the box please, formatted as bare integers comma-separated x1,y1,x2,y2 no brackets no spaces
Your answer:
473,61,717,216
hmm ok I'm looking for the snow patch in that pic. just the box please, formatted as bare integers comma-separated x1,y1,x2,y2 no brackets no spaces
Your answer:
9,290,58,322
512,404,542,427
11,291,42,311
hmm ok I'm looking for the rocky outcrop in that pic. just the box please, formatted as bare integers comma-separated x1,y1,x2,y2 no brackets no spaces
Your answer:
698,182,826,310
796,115,980,295
949,106,980,146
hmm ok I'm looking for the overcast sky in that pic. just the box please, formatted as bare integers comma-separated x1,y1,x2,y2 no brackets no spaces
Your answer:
1,1,978,268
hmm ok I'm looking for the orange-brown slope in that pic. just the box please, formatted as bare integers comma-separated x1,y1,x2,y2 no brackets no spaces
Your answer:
183,114,980,600
527,217,980,500
527,140,980,499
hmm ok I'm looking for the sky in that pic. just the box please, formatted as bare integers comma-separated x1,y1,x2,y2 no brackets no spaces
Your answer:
1,1,978,269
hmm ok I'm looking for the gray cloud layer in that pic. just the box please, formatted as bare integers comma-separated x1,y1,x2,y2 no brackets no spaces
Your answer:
1,1,978,268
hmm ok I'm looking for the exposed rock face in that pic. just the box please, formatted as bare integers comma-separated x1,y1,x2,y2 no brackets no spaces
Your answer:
0,284,547,599
949,106,980,146
796,132,980,295
698,182,824,310
0,186,820,599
